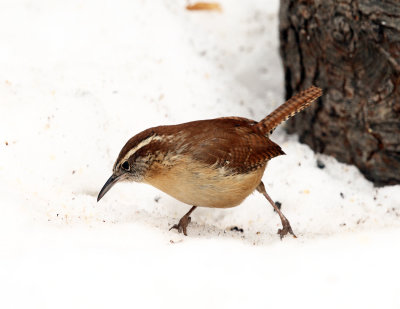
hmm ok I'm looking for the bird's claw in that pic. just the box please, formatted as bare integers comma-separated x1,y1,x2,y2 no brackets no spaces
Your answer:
169,216,192,236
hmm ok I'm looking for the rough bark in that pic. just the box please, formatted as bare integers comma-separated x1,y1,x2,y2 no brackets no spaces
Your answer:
279,0,400,186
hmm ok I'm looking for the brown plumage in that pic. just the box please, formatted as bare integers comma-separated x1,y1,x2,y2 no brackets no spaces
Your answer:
117,117,284,175
256,85,323,135
98,86,323,238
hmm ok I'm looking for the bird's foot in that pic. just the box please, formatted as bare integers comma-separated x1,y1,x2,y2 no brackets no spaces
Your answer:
169,216,192,236
277,218,297,240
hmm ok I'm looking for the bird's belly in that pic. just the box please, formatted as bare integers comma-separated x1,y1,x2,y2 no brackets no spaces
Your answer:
145,160,266,208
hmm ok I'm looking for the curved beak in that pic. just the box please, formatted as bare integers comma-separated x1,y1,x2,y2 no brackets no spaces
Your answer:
97,174,121,202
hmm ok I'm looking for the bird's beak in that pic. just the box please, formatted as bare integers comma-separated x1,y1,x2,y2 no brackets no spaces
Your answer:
97,174,121,202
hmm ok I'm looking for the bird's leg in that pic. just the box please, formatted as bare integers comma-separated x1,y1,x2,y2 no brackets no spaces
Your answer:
257,182,296,239
169,206,197,236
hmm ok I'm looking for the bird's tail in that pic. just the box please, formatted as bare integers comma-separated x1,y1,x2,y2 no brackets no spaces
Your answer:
256,86,323,135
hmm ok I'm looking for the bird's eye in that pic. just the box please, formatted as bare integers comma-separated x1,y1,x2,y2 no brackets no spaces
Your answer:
121,161,130,171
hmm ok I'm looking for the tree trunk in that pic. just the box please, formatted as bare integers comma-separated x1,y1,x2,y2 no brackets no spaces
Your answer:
279,0,400,186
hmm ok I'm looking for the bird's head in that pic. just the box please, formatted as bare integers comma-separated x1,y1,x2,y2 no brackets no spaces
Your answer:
97,129,163,202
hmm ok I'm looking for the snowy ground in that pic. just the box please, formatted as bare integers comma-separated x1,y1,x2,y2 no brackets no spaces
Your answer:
1,0,400,308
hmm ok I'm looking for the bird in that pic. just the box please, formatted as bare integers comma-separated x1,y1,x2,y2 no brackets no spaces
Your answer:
97,86,322,238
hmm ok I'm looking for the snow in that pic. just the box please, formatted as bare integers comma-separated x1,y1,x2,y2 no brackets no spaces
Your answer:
1,0,400,308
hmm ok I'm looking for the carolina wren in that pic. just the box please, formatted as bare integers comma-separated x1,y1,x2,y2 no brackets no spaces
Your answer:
98,86,322,238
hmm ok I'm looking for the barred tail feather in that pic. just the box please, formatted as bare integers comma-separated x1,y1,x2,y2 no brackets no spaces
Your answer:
257,86,323,135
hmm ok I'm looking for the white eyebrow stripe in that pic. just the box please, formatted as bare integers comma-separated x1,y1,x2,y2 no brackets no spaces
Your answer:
120,135,163,163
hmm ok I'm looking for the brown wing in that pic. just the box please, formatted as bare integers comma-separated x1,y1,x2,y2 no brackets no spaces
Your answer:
176,117,285,174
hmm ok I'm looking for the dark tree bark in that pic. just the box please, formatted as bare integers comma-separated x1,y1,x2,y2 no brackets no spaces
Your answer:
279,0,400,186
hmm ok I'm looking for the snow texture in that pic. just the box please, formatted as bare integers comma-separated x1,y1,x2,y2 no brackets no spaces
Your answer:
1,0,400,308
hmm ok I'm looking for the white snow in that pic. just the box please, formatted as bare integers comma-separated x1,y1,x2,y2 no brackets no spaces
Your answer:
1,0,400,308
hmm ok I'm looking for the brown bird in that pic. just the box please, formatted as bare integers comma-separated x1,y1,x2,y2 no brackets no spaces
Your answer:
98,86,322,238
